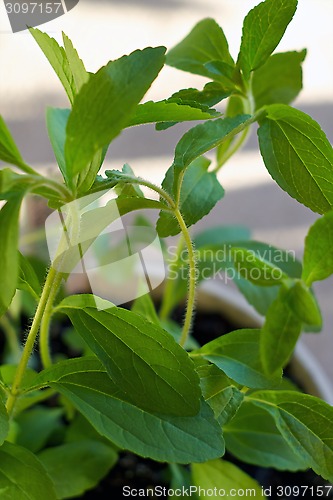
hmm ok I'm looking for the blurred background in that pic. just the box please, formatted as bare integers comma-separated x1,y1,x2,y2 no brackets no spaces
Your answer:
0,1,333,378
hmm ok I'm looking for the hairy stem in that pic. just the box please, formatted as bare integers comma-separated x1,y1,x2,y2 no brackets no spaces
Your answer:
91,175,176,209
5,266,61,416
174,209,197,348
39,272,63,369
159,235,185,321
214,125,251,172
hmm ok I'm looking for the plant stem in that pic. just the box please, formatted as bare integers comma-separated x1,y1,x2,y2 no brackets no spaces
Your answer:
5,266,60,416
91,176,176,209
39,272,63,369
159,235,185,321
213,125,250,172
213,90,259,173
174,208,197,348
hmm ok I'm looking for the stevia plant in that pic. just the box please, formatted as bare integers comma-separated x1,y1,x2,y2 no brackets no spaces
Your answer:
0,0,333,497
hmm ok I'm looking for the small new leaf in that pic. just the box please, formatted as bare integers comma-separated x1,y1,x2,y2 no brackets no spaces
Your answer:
62,32,89,93
46,107,70,184
167,18,235,87
18,253,41,300
0,116,25,169
30,28,76,103
157,157,224,237
239,0,298,78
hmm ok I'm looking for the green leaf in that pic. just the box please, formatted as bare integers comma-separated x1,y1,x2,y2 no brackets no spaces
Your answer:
0,196,23,317
112,163,144,197
62,32,89,93
224,400,307,471
156,83,230,131
231,241,302,316
249,391,333,482
46,107,70,184
157,157,224,237
239,0,298,78
57,295,201,417
258,104,333,214
216,95,247,165
131,293,160,326
52,370,224,463
260,285,302,375
168,83,231,108
285,280,321,327
17,253,41,300
15,407,63,453
194,225,251,248
65,47,166,178
230,247,288,286
30,28,75,104
128,100,219,127
194,329,282,388
0,441,57,499
192,459,263,498
77,147,108,194
0,116,25,169
252,50,306,110
167,18,235,86
173,115,251,173
169,464,198,500
0,400,9,446
302,211,333,286
197,364,244,426
31,357,105,391
0,167,63,206
38,440,117,499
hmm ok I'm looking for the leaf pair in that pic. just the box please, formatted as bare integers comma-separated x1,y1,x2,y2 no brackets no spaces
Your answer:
26,295,226,463
167,0,302,107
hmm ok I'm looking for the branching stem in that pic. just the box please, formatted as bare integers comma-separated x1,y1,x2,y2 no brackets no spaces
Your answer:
5,267,62,416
